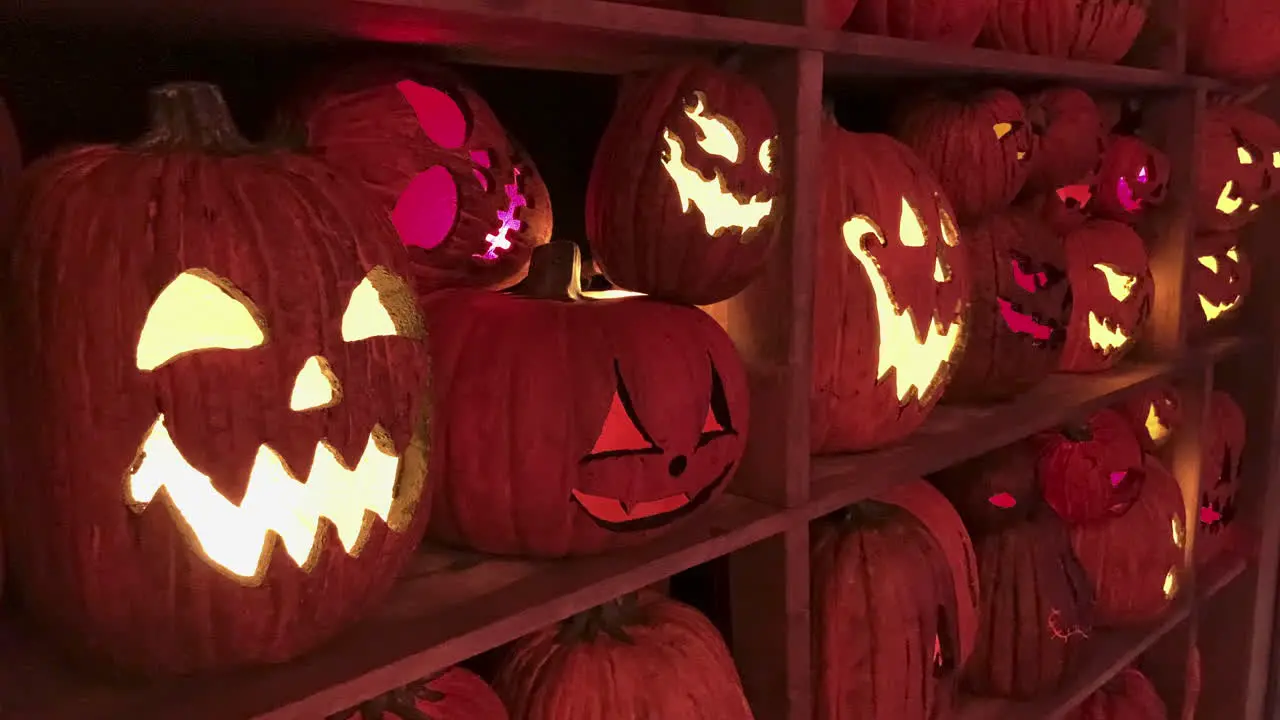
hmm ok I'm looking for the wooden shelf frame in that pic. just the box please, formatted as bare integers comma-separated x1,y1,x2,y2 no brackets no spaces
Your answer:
0,1,1277,719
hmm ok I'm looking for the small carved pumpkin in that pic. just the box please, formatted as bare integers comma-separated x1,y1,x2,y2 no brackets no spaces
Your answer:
1190,231,1252,328
1196,105,1280,232
812,124,968,452
1036,409,1145,524
1022,87,1105,193
945,210,1071,402
932,440,1043,532
839,0,994,44
587,63,781,305
893,89,1033,221
426,242,748,558
1066,667,1167,720
981,0,1149,63
281,61,553,292
330,667,508,720
1089,135,1170,222
1059,220,1153,373
1198,390,1246,563
1117,382,1183,454
1188,0,1280,80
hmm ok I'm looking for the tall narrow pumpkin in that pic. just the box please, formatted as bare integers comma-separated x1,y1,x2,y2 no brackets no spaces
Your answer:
0,83,432,674
981,0,1149,63
812,123,969,453
586,63,782,305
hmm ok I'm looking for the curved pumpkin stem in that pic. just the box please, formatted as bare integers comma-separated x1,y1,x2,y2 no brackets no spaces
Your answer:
557,592,642,645
507,240,584,302
1059,422,1094,442
329,673,444,720
133,82,253,154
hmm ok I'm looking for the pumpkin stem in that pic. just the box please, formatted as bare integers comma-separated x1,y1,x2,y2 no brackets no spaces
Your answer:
329,678,440,720
134,82,254,154
557,593,643,645
1059,423,1094,442
506,240,584,302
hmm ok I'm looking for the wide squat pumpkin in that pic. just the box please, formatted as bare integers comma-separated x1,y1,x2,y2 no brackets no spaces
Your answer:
1195,104,1280,232
893,89,1032,221
1069,454,1187,626
813,480,979,720
981,0,1149,63
281,61,553,292
1188,0,1280,80
965,510,1094,699
1059,220,1153,372
427,241,747,557
1066,667,1167,720
1088,135,1171,222
494,592,753,720
812,125,968,452
1117,382,1183,454
587,63,781,305
0,83,432,674
1189,231,1252,329
932,440,1043,533
331,667,508,720
1199,390,1246,563
839,0,994,44
945,210,1071,402
1022,87,1105,193
1035,409,1145,524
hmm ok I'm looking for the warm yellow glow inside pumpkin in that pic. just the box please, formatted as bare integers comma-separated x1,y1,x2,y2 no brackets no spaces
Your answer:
1273,151,1279,169
759,137,775,175
1163,568,1178,599
1250,202,1260,212
342,267,425,342
1238,146,1254,164
1146,403,1171,446
843,209,963,404
993,122,1013,139
290,355,342,412
1226,247,1240,262
1087,311,1130,353
685,91,741,162
127,415,411,580
660,116,775,237
1199,293,1241,321
1198,255,1219,273
1218,181,1244,214
136,270,266,372
1172,516,1185,549
1093,263,1137,301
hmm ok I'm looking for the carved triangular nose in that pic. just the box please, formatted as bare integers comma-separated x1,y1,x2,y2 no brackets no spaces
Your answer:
290,355,342,412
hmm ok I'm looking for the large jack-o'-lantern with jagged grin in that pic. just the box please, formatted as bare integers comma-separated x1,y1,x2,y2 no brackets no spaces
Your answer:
1059,220,1153,373
813,124,968,452
0,84,432,675
1196,104,1280,232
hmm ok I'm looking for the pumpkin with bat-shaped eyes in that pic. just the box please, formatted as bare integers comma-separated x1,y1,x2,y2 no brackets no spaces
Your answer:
981,0,1148,63
1022,87,1105,193
280,61,553,293
932,441,1043,532
1188,0,1280,80
1066,667,1167,720
812,124,968,453
425,242,747,558
1088,135,1170,222
331,667,508,720
893,89,1032,221
0,83,432,674
1059,220,1152,373
1118,382,1183,454
945,210,1071,403
1189,231,1252,329
1198,391,1246,564
1196,105,1280,232
1035,409,1145,524
838,0,994,44
587,63,781,305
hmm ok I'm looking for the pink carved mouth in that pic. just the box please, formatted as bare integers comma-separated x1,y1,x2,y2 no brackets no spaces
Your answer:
998,297,1057,342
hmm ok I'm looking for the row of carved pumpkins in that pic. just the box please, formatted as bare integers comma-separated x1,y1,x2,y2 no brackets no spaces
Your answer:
633,0,1280,81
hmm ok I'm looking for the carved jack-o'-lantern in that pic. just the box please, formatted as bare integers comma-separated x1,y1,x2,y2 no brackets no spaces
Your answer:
1088,135,1170,222
1118,382,1183,454
1022,87,1105,193
1059,220,1152,373
1196,105,1280,232
426,242,748,558
1199,391,1246,563
282,61,554,292
1036,409,1145,524
1190,231,1252,328
0,83,432,674
587,63,781,305
932,440,1043,532
813,124,968,453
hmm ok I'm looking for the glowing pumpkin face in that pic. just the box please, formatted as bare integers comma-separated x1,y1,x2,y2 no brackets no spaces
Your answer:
1119,382,1182,454
1196,105,1280,232
1089,135,1170,222
1199,392,1246,555
1059,221,1152,373
1190,231,1251,327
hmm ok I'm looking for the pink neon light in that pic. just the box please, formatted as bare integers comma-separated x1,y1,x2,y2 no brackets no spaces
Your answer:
998,297,1053,341
474,167,527,262
988,492,1017,509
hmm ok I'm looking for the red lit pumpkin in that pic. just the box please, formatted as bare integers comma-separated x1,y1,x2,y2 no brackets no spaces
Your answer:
426,242,747,558
1118,382,1183,454
494,592,753,719
331,667,508,720
1066,667,1167,720
813,481,978,720
1198,391,1246,563
964,510,1093,699
840,0,994,44
1195,104,1280,232
1088,135,1170,222
1035,409,1145,523
981,0,1149,62
587,63,781,305
281,61,553,293
945,210,1071,402
825,0,858,28
1059,220,1153,372
1020,184,1094,235
1069,454,1187,626
812,124,968,452
932,440,1042,532
893,89,1032,220
1188,0,1280,80
1189,231,1252,329
0,83,432,674
1023,87,1105,193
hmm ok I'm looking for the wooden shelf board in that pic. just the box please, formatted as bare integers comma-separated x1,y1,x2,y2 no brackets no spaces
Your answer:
1200,549,1252,602
0,492,788,720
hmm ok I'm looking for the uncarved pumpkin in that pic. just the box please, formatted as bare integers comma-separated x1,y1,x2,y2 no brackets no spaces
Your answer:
0,82,432,674
932,440,1043,532
981,0,1149,63
812,123,969,453
893,89,1032,221
331,667,508,720
1089,135,1170,222
945,210,1071,402
1188,0,1280,80
1195,104,1280,232
1066,667,1167,719
1069,454,1187,626
281,61,553,293
1198,390,1246,564
426,242,748,558
841,0,995,45
1058,220,1153,373
586,63,782,305
1036,409,1145,524
1189,231,1252,329
493,592,753,719
1023,87,1104,193
1117,382,1183,454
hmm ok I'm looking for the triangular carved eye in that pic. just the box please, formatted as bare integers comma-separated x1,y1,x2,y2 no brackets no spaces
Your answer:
697,361,737,449
583,361,659,462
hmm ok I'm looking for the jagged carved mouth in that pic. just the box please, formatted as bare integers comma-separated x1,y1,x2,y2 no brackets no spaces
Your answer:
1087,311,1130,353
997,297,1063,346
570,462,733,533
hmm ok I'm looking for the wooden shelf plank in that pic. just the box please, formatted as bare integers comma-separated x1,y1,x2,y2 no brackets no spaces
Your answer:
0,492,788,720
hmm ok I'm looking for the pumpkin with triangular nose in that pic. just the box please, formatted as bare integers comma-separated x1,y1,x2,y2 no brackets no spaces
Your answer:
424,241,749,558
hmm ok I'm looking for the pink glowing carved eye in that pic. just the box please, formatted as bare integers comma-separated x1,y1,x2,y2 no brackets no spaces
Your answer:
1110,471,1127,487
1010,257,1048,293
1137,166,1149,183
988,492,1017,509
393,165,458,251
397,80,467,150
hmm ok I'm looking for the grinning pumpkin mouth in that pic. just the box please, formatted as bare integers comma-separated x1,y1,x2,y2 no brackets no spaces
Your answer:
1086,311,1130,353
570,461,734,532
1116,176,1143,212
126,414,422,582
997,297,1062,345
1199,293,1242,322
